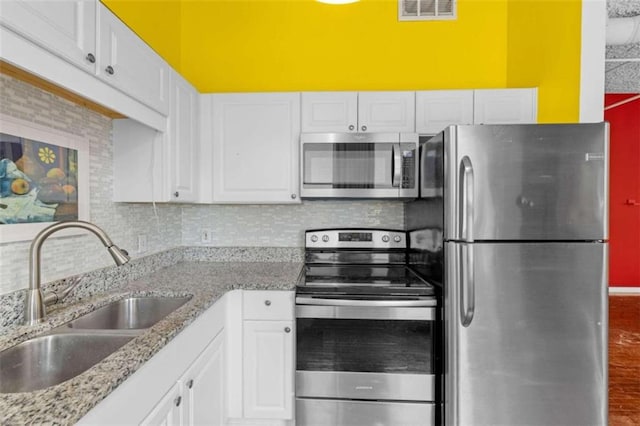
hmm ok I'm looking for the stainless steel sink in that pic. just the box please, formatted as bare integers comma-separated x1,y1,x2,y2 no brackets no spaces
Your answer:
0,332,133,393
64,296,191,330
0,295,191,394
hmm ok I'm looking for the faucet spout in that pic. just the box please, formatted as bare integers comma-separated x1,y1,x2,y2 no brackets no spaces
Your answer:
25,220,130,325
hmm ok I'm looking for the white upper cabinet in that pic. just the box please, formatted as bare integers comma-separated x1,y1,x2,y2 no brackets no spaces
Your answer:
0,0,97,73
97,4,169,115
302,91,415,133
415,90,474,134
211,93,301,204
473,88,538,124
168,71,198,202
112,72,198,203
357,91,416,132
301,91,358,132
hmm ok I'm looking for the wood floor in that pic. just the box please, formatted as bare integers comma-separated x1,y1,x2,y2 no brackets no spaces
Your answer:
609,295,640,426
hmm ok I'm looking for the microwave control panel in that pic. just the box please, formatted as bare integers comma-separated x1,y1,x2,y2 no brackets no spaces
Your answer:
402,150,415,189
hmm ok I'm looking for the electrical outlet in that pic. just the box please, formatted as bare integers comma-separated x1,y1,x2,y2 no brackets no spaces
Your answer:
137,234,148,253
200,229,212,244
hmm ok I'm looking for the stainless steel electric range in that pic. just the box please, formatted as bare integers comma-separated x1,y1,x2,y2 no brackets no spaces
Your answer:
295,228,440,426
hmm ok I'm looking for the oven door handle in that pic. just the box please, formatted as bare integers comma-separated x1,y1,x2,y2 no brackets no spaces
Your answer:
296,297,437,307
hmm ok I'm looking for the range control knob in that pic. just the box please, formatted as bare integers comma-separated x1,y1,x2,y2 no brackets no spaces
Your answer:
310,235,318,242
394,235,402,242
322,235,330,242
382,235,390,243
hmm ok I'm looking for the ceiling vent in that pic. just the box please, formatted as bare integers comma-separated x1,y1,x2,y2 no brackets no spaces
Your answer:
398,0,456,21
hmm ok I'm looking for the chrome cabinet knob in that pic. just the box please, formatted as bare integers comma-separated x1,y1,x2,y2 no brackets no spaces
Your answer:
174,396,182,407
187,379,194,389
284,327,291,333
105,65,115,75
291,193,297,199
85,53,96,63
265,300,271,306
174,191,179,197
361,125,367,131
348,125,355,131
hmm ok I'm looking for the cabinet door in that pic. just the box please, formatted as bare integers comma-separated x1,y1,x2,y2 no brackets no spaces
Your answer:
473,88,537,124
97,3,169,115
182,331,225,426
169,71,198,202
301,91,358,132
415,90,473,134
140,382,183,426
243,320,294,419
0,0,96,73
212,93,301,203
357,91,416,132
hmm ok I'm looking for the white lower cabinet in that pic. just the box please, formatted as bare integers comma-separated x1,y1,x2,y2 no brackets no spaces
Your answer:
141,382,184,426
182,332,225,425
243,320,294,420
141,331,225,425
79,290,295,426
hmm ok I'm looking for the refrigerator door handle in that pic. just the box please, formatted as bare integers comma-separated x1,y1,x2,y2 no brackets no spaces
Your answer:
460,243,475,327
459,156,475,326
459,156,474,242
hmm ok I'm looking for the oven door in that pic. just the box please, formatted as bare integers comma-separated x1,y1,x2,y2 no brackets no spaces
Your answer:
300,133,418,198
295,297,438,402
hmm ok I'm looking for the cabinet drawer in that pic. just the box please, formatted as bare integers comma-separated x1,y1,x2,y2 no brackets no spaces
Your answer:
243,291,294,320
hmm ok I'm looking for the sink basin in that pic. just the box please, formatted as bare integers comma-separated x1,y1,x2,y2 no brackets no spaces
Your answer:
64,296,191,330
0,333,133,393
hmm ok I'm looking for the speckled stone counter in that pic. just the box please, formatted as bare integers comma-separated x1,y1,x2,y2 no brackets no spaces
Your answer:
0,260,302,425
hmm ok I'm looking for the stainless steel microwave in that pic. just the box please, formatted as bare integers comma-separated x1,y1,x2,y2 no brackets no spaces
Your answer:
300,133,419,199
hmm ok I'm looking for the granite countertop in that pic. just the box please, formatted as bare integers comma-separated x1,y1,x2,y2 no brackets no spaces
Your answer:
0,260,302,425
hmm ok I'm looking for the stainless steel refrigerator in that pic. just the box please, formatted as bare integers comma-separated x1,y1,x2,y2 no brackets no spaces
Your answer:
405,123,609,426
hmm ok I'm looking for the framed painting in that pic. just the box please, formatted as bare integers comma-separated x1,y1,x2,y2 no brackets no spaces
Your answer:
0,114,90,243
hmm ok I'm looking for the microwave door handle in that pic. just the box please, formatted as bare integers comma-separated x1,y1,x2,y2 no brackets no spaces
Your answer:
392,144,401,188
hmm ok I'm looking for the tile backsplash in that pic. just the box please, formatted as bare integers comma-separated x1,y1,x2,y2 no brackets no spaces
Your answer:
0,74,405,297
0,74,181,295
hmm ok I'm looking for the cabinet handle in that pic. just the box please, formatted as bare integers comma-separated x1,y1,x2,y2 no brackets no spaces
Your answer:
264,300,271,306
348,125,355,131
626,199,640,206
105,65,115,75
174,191,179,198
85,53,95,63
291,193,297,199
284,327,291,333
174,396,182,407
361,125,367,132
187,379,194,389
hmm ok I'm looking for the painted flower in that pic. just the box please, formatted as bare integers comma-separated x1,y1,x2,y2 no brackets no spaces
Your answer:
38,147,56,164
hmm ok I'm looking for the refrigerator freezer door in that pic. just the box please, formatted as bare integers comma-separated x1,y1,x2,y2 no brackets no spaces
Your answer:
444,241,608,426
444,123,608,241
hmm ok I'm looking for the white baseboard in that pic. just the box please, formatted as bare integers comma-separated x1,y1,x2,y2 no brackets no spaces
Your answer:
609,287,640,294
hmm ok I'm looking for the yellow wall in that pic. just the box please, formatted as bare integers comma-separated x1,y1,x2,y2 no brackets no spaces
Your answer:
180,0,508,92
102,0,584,122
506,0,582,122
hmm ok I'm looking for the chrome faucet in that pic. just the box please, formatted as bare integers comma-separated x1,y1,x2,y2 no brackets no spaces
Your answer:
25,220,130,325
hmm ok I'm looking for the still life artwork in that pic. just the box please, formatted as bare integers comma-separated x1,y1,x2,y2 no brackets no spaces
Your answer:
0,133,79,224
0,114,89,242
